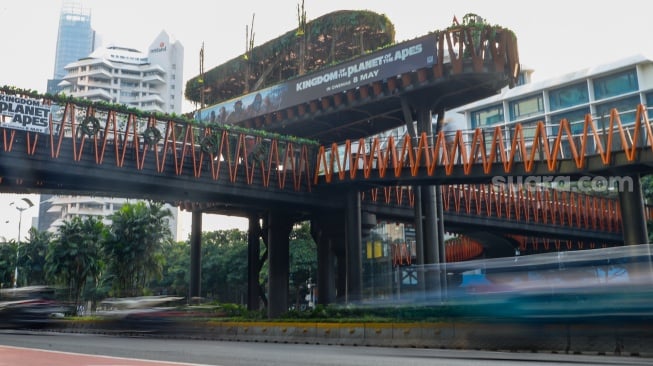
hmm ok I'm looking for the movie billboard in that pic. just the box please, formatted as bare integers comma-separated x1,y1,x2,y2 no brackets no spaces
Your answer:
195,33,438,125
0,93,52,134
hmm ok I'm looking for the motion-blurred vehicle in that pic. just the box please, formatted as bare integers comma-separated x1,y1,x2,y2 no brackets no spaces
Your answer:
0,286,71,329
442,244,653,322
96,295,186,333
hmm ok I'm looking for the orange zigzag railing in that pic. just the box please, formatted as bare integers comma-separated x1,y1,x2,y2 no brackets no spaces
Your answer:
508,234,612,253
361,184,622,233
0,93,316,193
315,105,653,183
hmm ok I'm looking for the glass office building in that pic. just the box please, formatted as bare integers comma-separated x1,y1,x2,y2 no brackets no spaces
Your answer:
41,3,96,233
46,2,95,94
457,54,653,142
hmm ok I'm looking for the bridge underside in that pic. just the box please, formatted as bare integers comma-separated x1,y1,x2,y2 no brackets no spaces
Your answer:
257,72,510,143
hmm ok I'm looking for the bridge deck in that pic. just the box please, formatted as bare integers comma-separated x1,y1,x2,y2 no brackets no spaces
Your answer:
1,94,647,244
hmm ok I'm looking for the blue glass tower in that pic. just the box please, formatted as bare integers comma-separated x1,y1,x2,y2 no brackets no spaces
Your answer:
40,2,95,232
46,2,95,94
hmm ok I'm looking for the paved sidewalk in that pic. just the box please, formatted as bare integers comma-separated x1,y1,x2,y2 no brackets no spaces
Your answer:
0,345,208,366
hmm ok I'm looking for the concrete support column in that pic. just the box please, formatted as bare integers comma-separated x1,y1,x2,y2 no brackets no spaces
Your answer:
435,186,446,260
311,215,339,306
267,211,294,318
316,236,335,305
413,187,426,295
416,105,438,268
247,214,261,311
189,210,202,303
345,189,363,303
434,107,447,296
619,174,648,245
421,186,439,265
335,252,347,302
416,105,442,297
618,174,653,276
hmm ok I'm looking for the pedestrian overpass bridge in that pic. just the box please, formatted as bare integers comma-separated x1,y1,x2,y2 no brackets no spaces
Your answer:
0,93,648,245
2,18,652,315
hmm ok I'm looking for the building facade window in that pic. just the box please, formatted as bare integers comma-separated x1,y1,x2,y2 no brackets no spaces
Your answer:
595,96,641,125
470,104,504,129
592,68,638,100
509,94,544,121
646,92,653,117
509,118,541,142
549,82,589,111
551,107,590,135
516,73,527,86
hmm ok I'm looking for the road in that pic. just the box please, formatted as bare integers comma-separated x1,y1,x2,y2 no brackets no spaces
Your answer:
0,330,650,366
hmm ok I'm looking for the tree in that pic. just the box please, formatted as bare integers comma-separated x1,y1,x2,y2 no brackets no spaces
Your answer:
195,223,316,308
201,229,249,303
0,240,17,288
104,201,172,297
641,174,653,204
288,222,316,309
641,174,653,243
18,228,52,286
149,240,190,297
46,216,105,312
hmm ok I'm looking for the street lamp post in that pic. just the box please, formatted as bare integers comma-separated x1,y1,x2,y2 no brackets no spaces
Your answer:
11,198,34,288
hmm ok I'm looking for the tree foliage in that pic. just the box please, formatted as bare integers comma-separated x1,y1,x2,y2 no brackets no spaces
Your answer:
185,10,395,105
641,174,653,243
46,216,105,312
149,240,190,297
289,222,317,308
201,229,250,303
18,228,52,286
104,201,173,297
2,205,320,312
0,240,17,288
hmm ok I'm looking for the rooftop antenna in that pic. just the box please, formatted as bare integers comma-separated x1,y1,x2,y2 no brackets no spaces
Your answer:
296,0,307,75
244,13,255,94
199,42,205,111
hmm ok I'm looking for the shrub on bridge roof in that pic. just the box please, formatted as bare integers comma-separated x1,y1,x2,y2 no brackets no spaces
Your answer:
184,10,395,106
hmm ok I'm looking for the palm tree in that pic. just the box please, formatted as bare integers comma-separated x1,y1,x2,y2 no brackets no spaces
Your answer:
104,201,172,297
46,216,105,313
18,228,52,286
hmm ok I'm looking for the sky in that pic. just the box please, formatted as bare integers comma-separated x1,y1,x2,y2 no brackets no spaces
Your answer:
0,0,651,240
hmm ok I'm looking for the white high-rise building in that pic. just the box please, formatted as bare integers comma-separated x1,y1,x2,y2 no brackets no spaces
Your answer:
45,30,185,240
44,196,176,236
60,30,183,114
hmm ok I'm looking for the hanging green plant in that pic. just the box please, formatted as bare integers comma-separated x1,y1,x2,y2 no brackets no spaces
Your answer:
143,126,163,145
80,116,101,137
201,133,221,155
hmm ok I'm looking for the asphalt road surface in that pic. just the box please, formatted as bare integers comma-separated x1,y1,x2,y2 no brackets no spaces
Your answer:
0,330,650,366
